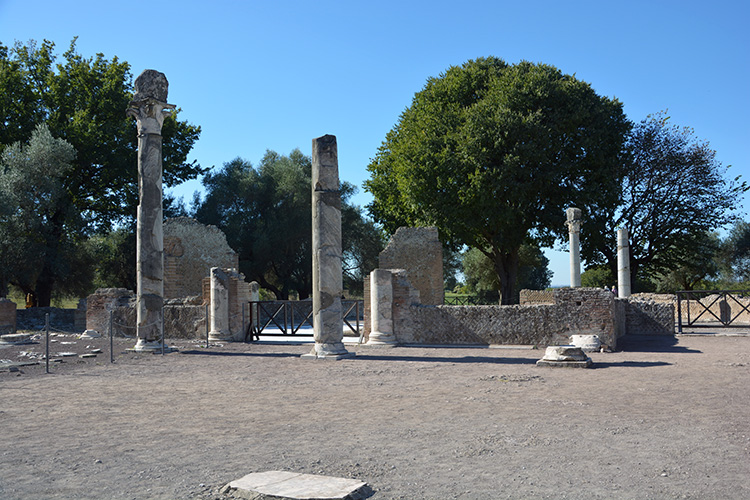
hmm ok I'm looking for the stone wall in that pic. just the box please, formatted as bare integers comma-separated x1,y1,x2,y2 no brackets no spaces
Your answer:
16,307,83,333
364,279,674,349
379,227,443,305
164,217,239,299
0,298,16,334
625,298,675,335
519,289,555,305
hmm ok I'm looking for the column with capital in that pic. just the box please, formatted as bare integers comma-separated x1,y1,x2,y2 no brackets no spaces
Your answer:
127,70,175,351
566,208,582,288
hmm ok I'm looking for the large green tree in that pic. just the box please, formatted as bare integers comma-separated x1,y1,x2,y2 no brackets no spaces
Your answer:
462,242,552,304
0,39,202,303
0,125,95,303
365,57,629,303
580,112,746,288
194,149,383,299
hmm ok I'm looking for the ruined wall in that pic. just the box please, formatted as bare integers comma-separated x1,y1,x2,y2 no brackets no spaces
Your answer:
0,298,16,334
164,217,239,299
394,287,621,348
519,289,555,305
379,227,443,305
625,298,674,335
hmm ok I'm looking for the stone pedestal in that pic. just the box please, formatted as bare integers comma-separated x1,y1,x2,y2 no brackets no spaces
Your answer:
303,135,353,360
617,228,631,298
366,269,397,345
566,208,582,288
127,70,175,352
537,345,592,368
209,267,232,341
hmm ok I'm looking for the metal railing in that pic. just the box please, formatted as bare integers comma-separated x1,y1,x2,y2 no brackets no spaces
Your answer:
246,300,363,341
676,289,750,333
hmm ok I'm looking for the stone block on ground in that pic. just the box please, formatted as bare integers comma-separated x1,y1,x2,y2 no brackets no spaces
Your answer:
221,470,373,500
536,345,592,368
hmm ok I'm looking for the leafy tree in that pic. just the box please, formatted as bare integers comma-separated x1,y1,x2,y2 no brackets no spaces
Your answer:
365,57,629,304
462,241,552,303
194,150,383,300
581,112,746,289
580,265,614,289
0,39,202,303
0,125,96,302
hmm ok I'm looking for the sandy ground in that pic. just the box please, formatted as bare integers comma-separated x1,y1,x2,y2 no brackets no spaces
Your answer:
1,333,749,500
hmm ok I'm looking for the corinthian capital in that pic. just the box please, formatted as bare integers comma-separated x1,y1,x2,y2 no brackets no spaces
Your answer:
126,69,175,136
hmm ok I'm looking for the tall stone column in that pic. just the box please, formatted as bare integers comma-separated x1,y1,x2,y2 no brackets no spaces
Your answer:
303,135,353,359
209,267,232,341
617,228,631,298
127,70,175,351
367,269,397,345
566,208,582,288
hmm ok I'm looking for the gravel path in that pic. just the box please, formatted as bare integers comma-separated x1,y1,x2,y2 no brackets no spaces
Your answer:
1,334,749,499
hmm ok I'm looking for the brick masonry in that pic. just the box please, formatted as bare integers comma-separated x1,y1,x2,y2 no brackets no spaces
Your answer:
379,227,443,305
164,217,239,299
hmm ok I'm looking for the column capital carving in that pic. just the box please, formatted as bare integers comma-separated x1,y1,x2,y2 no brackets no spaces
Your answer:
126,69,175,136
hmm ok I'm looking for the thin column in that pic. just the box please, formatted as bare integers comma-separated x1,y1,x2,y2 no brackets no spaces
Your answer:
566,207,582,288
367,269,397,345
304,135,353,359
617,228,631,298
209,267,232,341
127,70,175,352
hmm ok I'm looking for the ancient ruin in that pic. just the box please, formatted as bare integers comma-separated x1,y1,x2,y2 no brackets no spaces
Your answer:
304,134,352,359
366,269,396,345
164,217,239,299
378,226,443,305
127,69,175,352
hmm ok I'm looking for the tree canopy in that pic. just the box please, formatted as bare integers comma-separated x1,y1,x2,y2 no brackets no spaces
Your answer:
0,39,202,304
0,38,202,229
0,125,95,303
580,111,747,288
365,57,629,303
194,149,383,299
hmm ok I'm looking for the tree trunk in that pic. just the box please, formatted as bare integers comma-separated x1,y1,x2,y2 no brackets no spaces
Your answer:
491,248,520,305
35,269,54,307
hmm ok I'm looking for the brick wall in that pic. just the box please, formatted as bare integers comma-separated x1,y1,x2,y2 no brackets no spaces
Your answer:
379,227,444,305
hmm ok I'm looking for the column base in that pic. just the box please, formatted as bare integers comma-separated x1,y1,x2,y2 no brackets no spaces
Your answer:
365,331,398,346
208,330,233,342
301,342,355,360
132,339,163,352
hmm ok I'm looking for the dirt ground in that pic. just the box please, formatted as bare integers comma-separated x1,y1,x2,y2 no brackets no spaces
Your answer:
1,333,749,500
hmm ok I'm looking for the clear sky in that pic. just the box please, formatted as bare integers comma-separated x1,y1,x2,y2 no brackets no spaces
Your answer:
1,0,748,286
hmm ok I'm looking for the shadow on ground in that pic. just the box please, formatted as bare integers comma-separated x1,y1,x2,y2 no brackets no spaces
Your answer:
618,334,701,354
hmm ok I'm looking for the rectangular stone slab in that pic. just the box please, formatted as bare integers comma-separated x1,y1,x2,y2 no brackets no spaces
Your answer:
223,470,371,500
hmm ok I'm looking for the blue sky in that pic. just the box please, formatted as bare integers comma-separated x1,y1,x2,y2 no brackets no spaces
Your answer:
1,0,748,285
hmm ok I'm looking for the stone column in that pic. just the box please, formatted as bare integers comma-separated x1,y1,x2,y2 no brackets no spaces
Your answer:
617,228,631,298
209,267,232,341
367,269,397,345
566,208,582,288
303,135,353,359
127,70,175,351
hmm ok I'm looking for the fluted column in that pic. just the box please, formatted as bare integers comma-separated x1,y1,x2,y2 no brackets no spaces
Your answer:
127,70,175,352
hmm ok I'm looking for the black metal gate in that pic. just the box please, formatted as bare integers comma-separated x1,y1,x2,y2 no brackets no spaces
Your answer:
676,290,750,333
246,300,363,341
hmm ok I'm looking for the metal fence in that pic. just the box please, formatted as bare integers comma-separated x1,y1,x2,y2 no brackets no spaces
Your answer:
676,289,750,333
246,300,363,340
